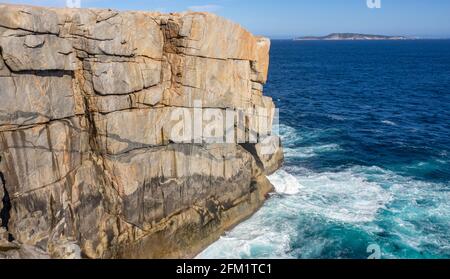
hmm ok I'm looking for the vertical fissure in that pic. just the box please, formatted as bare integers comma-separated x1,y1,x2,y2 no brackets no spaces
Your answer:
0,156,14,242
240,143,264,170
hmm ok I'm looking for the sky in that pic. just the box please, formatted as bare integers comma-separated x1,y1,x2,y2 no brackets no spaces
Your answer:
2,0,450,38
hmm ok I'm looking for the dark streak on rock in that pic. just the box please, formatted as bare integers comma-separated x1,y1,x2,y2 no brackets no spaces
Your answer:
10,69,74,77
0,156,15,242
240,143,264,170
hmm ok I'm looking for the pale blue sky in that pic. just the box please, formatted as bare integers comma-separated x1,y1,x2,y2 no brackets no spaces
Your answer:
2,0,450,38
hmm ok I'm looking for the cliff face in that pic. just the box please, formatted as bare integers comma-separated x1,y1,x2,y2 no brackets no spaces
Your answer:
0,4,283,259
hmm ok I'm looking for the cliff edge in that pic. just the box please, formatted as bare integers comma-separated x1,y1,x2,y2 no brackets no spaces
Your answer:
0,4,283,259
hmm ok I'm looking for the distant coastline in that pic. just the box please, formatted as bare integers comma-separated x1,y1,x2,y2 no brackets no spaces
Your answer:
294,33,413,41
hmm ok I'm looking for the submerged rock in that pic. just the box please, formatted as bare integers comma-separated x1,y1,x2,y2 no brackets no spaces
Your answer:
0,4,283,259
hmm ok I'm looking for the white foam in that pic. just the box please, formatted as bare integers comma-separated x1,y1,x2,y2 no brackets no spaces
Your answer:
268,170,302,195
301,175,391,222
196,230,293,259
201,122,450,259
381,120,397,126
196,202,296,259
284,144,342,159
273,124,300,144
272,167,393,223
283,147,316,158
198,166,395,259
344,166,450,254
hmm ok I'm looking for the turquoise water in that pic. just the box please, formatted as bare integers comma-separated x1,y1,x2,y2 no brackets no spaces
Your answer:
198,40,450,259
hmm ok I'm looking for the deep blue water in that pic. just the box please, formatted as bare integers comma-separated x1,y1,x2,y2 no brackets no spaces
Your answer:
199,40,450,259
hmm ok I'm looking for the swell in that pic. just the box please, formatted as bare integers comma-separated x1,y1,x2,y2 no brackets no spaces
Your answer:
198,122,450,259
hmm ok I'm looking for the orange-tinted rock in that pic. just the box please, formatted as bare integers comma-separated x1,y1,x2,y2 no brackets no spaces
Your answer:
0,4,282,259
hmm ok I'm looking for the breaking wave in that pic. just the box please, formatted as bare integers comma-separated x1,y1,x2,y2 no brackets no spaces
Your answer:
199,38,450,259
198,122,450,259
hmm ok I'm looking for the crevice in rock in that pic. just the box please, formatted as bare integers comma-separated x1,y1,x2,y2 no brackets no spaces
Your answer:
0,46,14,74
94,11,119,23
0,156,15,242
0,24,59,36
9,69,73,77
240,143,264,171
0,115,84,134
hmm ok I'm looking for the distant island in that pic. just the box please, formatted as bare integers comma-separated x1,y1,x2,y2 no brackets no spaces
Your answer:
294,33,411,41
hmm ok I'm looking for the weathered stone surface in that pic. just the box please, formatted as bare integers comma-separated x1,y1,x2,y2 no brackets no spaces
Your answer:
92,62,144,95
0,4,283,259
62,9,163,58
0,4,60,34
166,13,261,61
165,55,254,108
253,37,271,84
0,119,87,194
0,54,11,76
91,59,161,95
0,73,76,127
89,85,165,113
94,103,277,155
0,243,50,259
256,137,285,175
0,34,78,71
105,145,255,225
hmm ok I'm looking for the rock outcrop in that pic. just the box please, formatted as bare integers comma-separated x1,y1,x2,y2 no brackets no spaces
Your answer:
0,4,283,259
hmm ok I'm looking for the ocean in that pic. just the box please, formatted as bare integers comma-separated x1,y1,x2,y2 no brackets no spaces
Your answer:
197,40,450,259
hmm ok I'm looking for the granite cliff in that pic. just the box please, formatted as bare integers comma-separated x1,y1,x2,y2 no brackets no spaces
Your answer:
0,4,283,258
